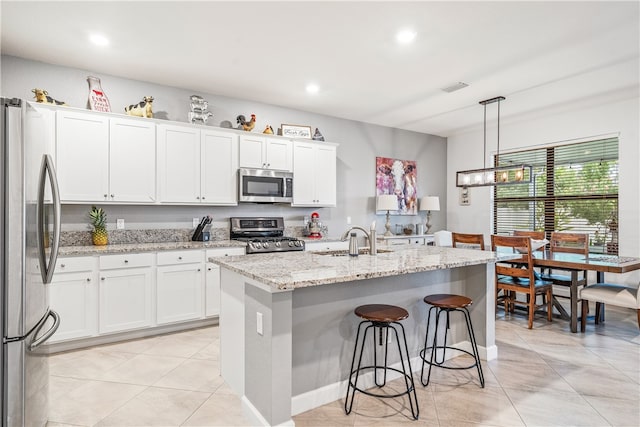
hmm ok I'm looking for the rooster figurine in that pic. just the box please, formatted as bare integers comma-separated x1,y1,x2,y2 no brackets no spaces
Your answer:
236,114,256,132
263,125,274,134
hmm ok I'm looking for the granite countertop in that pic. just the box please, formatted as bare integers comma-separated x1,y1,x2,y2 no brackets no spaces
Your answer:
210,246,518,290
58,240,246,256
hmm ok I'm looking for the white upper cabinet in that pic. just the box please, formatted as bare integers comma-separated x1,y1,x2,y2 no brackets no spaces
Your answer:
109,118,156,202
158,124,238,205
56,110,109,201
292,141,337,207
201,129,238,205
239,135,292,171
56,110,156,203
157,124,201,203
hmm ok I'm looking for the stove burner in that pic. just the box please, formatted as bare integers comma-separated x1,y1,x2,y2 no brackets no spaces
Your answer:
230,217,305,254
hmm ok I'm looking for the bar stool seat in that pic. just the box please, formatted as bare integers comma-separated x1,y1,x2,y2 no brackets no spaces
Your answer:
344,304,419,420
420,294,485,388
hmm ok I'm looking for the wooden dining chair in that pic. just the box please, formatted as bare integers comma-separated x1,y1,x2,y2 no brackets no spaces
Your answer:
540,232,589,296
513,230,546,241
451,233,485,250
491,235,554,329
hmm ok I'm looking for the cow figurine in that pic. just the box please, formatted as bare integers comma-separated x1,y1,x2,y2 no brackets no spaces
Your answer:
32,88,67,105
124,96,154,118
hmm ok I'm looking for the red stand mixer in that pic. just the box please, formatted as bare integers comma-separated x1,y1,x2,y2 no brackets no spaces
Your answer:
308,212,323,239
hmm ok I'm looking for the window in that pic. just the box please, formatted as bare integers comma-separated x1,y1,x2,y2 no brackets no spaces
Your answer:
493,138,619,254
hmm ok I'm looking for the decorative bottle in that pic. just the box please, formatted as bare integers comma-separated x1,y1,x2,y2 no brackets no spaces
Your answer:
87,76,111,112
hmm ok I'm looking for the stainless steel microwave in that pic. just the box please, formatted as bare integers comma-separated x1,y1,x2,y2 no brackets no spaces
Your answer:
238,168,293,203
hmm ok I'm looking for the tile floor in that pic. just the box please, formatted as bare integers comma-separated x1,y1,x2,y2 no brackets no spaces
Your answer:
47,304,639,426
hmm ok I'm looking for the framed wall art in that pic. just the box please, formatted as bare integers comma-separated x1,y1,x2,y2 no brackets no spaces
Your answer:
376,157,418,215
280,124,312,139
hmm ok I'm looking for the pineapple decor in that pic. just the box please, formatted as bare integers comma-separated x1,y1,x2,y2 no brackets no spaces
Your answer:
89,205,108,246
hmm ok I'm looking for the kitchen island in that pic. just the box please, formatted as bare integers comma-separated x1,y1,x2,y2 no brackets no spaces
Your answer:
211,246,516,426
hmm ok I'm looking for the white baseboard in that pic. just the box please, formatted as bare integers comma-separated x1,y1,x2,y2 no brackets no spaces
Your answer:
241,395,294,427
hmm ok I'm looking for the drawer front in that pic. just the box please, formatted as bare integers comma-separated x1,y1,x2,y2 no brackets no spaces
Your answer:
157,250,203,265
100,253,154,270
206,247,245,258
55,256,95,273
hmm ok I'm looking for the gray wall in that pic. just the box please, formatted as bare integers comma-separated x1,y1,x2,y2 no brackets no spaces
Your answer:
1,55,447,238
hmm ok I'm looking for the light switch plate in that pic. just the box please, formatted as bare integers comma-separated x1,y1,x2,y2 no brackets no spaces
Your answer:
116,219,125,229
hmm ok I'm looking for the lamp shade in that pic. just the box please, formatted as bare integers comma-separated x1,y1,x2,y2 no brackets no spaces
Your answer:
419,196,440,211
376,194,398,211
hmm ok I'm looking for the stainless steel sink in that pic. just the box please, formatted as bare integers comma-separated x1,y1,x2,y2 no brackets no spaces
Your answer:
312,248,394,256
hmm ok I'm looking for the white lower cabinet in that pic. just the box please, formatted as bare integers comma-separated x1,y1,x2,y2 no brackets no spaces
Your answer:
205,247,245,317
48,246,243,347
98,253,154,334
156,250,205,325
48,257,97,343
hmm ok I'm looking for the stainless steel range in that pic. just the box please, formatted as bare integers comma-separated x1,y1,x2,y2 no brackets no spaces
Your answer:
230,217,305,254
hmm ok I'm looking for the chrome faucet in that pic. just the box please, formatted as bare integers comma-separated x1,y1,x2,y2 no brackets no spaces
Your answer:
340,224,377,255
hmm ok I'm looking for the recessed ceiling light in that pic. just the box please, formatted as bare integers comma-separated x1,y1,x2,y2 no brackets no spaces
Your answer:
396,29,417,44
306,84,319,94
89,34,109,47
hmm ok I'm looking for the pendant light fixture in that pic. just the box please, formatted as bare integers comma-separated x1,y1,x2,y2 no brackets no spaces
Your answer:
456,96,532,187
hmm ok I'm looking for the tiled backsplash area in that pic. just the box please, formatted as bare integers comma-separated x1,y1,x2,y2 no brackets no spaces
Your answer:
60,226,309,246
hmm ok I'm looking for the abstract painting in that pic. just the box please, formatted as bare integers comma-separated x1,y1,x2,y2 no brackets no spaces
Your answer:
376,157,418,215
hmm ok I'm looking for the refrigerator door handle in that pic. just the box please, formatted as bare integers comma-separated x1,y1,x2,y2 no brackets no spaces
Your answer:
37,154,61,284
28,309,60,351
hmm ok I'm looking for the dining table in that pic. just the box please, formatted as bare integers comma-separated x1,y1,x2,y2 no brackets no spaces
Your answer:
532,251,640,333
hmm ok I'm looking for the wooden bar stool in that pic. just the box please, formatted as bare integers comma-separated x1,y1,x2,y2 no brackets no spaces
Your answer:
344,304,419,420
420,294,484,388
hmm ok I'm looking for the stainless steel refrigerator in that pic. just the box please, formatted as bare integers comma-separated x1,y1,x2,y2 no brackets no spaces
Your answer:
1,98,61,426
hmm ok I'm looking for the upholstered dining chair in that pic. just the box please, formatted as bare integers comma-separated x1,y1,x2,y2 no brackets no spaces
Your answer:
434,230,452,247
580,283,640,331
451,232,485,250
491,235,554,329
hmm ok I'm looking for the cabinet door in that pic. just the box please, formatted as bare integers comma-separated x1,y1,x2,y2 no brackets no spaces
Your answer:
158,125,201,203
238,135,265,169
99,268,153,334
48,272,97,342
156,263,204,324
201,130,238,205
292,142,317,206
205,263,220,317
314,144,337,206
109,118,156,202
265,138,292,171
56,110,109,201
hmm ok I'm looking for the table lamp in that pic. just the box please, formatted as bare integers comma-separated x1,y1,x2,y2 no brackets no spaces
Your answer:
376,195,398,236
419,196,440,234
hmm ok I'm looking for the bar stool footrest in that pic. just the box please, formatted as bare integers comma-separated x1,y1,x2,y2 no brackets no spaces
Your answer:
419,346,480,370
348,365,415,399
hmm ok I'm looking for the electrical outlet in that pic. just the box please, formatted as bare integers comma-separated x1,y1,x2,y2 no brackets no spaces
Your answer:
116,219,125,230
193,218,200,228
256,312,263,335
347,216,351,225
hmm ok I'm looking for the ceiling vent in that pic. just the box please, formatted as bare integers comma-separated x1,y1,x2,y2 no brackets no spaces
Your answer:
441,82,469,93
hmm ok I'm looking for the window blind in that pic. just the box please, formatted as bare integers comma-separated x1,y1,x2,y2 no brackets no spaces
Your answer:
493,138,619,254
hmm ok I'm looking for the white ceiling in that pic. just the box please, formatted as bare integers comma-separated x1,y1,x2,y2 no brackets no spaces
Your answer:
1,1,639,137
